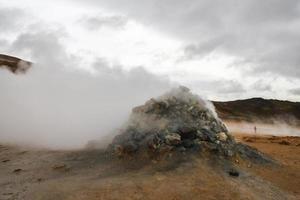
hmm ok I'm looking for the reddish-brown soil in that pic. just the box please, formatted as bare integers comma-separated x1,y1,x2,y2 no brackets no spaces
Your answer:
235,134,300,197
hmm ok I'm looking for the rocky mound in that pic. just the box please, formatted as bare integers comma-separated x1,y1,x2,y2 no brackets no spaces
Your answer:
109,87,273,163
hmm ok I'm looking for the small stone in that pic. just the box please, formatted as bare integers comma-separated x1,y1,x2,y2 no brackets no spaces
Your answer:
37,178,43,182
165,133,181,145
13,169,22,173
198,128,216,142
217,132,228,141
228,169,239,177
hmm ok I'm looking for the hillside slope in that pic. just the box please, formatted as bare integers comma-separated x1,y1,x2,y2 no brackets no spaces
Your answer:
213,98,300,126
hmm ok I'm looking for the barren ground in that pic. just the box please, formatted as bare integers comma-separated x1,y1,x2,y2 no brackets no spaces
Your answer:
1,126,300,200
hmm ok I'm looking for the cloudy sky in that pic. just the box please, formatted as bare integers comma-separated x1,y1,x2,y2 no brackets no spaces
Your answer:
1,0,300,101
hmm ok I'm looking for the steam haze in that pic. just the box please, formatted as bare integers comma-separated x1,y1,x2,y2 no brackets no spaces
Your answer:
0,65,172,149
0,44,172,149
226,121,300,137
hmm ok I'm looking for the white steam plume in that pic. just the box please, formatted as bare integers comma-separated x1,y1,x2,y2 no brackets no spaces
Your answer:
0,61,172,149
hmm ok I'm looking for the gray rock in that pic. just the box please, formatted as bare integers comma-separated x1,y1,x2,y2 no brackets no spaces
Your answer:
216,132,228,142
228,168,239,177
165,133,181,145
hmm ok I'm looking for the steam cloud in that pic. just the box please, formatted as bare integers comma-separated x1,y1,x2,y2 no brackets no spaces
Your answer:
0,59,172,149
226,121,300,136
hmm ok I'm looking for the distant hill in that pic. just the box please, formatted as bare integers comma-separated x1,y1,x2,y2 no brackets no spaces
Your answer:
213,98,300,127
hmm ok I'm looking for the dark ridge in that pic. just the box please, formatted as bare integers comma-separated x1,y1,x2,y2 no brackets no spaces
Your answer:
0,54,32,74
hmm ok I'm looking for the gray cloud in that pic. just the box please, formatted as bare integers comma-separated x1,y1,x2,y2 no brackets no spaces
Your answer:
78,14,128,31
289,88,300,95
11,30,71,67
0,39,9,48
183,36,225,59
251,80,272,92
189,79,245,96
79,0,300,78
0,7,26,32
214,80,245,94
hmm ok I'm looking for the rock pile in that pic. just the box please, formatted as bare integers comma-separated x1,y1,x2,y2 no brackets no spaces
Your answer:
109,86,272,163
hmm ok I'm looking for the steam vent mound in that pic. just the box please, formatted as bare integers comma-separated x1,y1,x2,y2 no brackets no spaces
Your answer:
109,86,272,163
